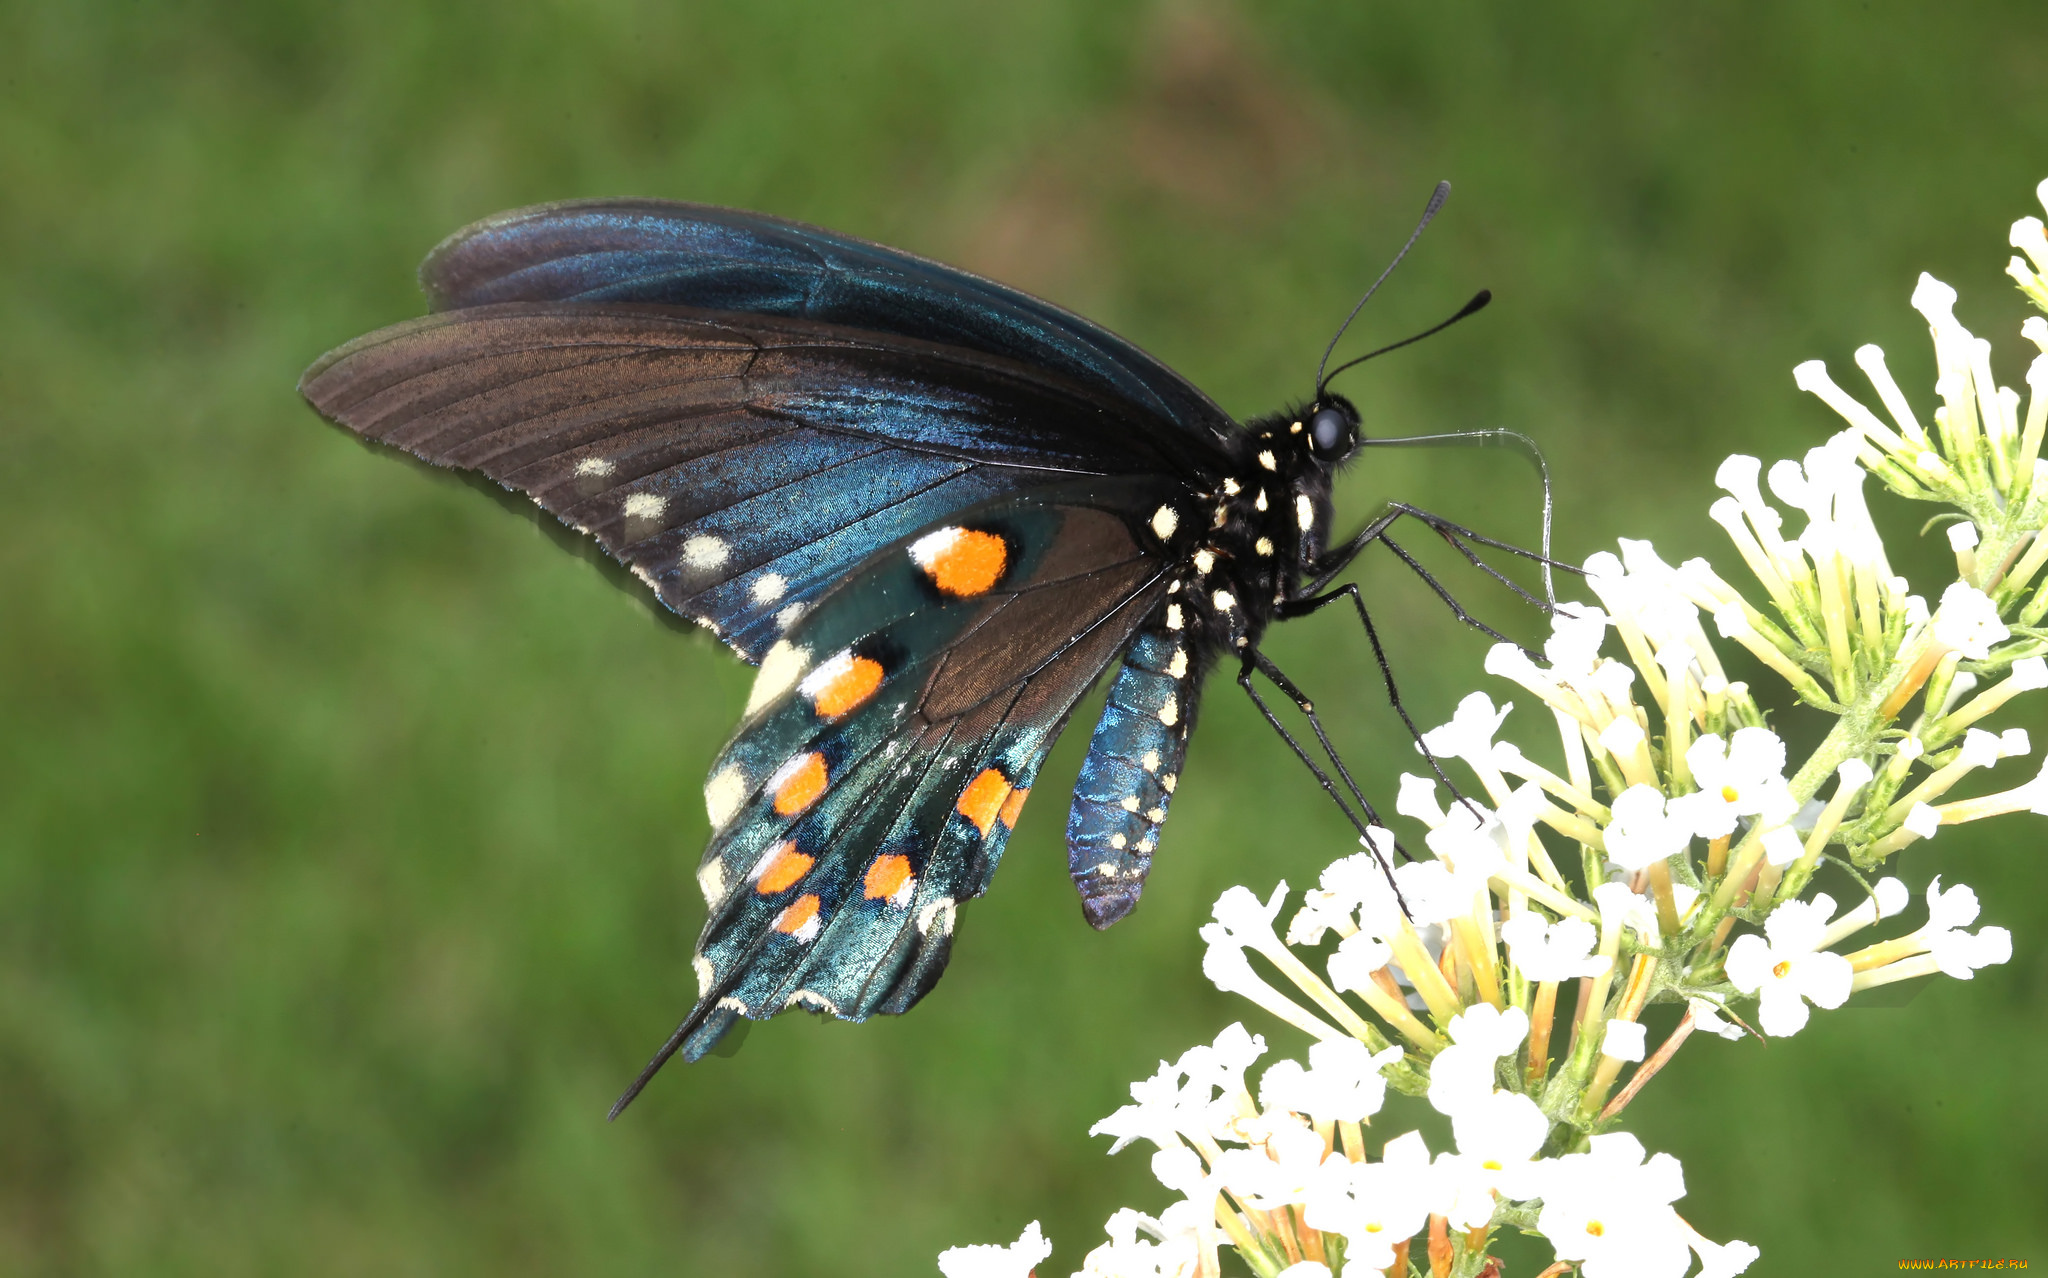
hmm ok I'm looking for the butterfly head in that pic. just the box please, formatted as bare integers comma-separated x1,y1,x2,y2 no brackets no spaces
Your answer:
1303,394,1362,466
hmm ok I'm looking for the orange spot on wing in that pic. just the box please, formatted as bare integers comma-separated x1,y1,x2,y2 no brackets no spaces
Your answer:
772,753,829,816
773,893,821,935
998,786,1030,830
956,767,1013,837
917,528,1007,597
808,654,884,718
863,853,913,901
753,841,813,893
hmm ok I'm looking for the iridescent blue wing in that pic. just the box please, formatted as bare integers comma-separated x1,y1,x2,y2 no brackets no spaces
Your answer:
611,477,1175,1110
299,302,1223,661
417,199,1233,446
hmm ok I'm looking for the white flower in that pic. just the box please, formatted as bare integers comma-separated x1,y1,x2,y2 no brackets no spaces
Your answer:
1673,728,1798,838
1421,691,1514,765
1274,1265,1331,1278
1258,1038,1403,1125
1074,1208,1200,1278
938,1221,1052,1278
1213,1122,1335,1211
1601,1019,1647,1063
1603,784,1693,871
1725,896,1854,1036
1437,1089,1551,1227
1687,996,1746,1041
1536,1134,1694,1278
1500,914,1611,982
1686,1224,1762,1278
1931,582,2009,659
1913,877,2014,979
1544,605,1611,676
1325,931,1395,997
1427,1005,1530,1116
1302,1131,1438,1271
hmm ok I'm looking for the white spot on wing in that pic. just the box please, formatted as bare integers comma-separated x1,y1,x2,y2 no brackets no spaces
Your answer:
909,526,963,568
623,492,666,520
777,602,807,631
1151,505,1179,540
788,989,841,1014
918,897,957,937
716,996,749,1014
575,457,616,478
1296,494,1315,532
750,572,786,603
746,640,811,716
798,648,860,700
787,913,822,944
683,535,729,571
704,768,747,832
693,955,715,996
1166,604,1183,631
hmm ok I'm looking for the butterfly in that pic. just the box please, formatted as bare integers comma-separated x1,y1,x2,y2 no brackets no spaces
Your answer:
299,182,1516,1115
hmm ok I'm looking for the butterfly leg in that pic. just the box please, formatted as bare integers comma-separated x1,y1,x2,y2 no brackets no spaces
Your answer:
1276,582,1486,823
1234,651,1410,907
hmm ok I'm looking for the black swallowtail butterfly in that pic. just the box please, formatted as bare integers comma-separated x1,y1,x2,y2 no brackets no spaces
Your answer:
300,182,1528,1115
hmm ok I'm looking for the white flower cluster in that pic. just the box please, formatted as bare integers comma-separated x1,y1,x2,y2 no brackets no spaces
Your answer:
940,182,2048,1278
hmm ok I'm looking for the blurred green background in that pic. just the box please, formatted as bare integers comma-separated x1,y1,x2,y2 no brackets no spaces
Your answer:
3,2,2045,1274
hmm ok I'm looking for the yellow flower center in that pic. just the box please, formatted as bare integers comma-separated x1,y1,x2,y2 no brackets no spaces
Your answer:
1586,1220,1607,1238
1721,784,1741,802
1773,959,1793,979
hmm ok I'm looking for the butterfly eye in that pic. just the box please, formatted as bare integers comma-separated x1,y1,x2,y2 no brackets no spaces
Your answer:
1308,404,1352,457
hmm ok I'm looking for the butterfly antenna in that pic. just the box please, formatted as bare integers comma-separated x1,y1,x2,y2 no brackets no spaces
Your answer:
1314,180,1453,397
1318,288,1492,392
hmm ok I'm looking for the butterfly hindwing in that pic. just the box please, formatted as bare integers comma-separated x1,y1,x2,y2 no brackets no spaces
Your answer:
418,199,1234,444
616,480,1173,1095
300,303,1218,661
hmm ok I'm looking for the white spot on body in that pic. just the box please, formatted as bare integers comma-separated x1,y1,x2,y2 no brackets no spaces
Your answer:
705,767,747,831
1146,807,1166,823
697,856,728,903
1290,421,1303,434
1222,478,1241,495
1193,548,1215,574
1212,589,1235,612
1255,489,1268,512
1158,696,1179,727
1136,836,1155,853
1093,861,1118,877
574,457,616,478
1142,750,1161,772
746,640,811,716
683,535,729,571
1120,796,1140,812
1151,505,1179,539
1296,494,1315,532
918,897,957,936
1258,450,1277,471
1166,604,1184,630
1167,649,1187,679
623,492,666,520
1110,833,1127,850
1255,537,1274,556
750,572,786,604
1162,774,1177,793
